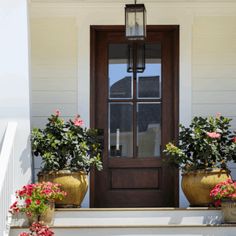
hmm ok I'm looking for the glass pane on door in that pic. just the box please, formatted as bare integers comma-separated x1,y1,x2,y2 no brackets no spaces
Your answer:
109,44,133,99
137,103,161,157
137,43,161,99
109,103,133,157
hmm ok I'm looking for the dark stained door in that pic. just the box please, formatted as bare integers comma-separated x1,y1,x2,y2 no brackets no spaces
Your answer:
90,26,179,207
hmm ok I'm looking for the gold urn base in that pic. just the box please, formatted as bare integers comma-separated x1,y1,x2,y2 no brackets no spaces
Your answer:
182,169,231,207
38,171,88,208
28,202,55,226
221,200,236,223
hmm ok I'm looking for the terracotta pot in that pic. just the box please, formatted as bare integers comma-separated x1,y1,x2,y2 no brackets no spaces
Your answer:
28,202,55,226
38,171,88,208
182,169,231,206
221,200,236,223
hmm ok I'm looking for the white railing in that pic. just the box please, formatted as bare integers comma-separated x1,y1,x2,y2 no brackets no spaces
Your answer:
0,122,17,236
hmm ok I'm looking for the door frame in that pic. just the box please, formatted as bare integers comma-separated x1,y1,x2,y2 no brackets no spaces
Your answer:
90,25,179,207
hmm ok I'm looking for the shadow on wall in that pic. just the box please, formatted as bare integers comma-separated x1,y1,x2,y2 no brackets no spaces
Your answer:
0,127,7,153
19,139,32,176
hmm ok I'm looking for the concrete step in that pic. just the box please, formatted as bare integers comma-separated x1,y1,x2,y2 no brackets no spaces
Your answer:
10,208,236,236
10,224,236,236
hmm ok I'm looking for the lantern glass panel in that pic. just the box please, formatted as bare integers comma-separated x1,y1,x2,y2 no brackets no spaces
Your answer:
125,4,146,40
127,43,145,73
136,43,145,72
127,44,133,73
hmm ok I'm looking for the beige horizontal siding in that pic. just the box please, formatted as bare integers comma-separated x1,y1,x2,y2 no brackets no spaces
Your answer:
31,19,77,65
32,104,77,117
193,78,236,91
32,65,78,78
193,65,236,78
31,17,78,129
192,104,236,118
192,16,236,131
193,16,236,36
32,91,77,104
193,91,236,104
32,78,77,91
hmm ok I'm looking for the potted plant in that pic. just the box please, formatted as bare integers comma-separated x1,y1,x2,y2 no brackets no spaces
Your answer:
210,178,236,223
31,111,103,207
9,182,66,225
164,114,236,206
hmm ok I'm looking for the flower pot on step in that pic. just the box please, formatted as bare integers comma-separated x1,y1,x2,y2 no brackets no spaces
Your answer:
38,170,88,208
182,169,231,206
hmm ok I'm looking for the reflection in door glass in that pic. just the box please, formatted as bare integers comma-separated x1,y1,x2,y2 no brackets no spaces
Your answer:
137,103,161,157
137,43,161,98
109,44,133,99
109,103,133,157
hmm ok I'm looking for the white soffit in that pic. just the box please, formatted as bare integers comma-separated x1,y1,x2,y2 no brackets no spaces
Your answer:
30,0,236,3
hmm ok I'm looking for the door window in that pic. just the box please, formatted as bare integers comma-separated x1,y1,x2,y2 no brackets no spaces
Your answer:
108,43,162,158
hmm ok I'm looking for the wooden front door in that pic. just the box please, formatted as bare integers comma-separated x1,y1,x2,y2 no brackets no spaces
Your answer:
90,26,179,207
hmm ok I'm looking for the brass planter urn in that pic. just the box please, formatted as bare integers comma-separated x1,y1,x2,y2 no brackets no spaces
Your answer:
181,169,231,207
38,171,88,208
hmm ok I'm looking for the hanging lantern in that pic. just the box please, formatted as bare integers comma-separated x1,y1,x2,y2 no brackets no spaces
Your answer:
125,1,146,40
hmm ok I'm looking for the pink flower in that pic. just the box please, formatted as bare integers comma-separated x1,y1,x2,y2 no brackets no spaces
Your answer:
30,222,54,236
19,232,30,236
54,110,61,117
42,189,52,195
216,112,221,119
206,132,221,139
26,212,32,217
210,178,236,205
73,115,83,126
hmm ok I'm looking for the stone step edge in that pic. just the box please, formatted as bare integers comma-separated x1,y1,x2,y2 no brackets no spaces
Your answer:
55,207,220,212
11,224,236,229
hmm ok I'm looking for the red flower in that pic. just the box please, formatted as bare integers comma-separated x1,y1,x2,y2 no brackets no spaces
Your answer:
25,198,32,206
214,200,221,207
232,137,236,143
9,201,19,214
10,182,66,219
35,199,41,205
206,132,221,139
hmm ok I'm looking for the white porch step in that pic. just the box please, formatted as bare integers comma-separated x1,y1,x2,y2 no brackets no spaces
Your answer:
10,225,236,236
51,208,223,226
10,208,236,236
